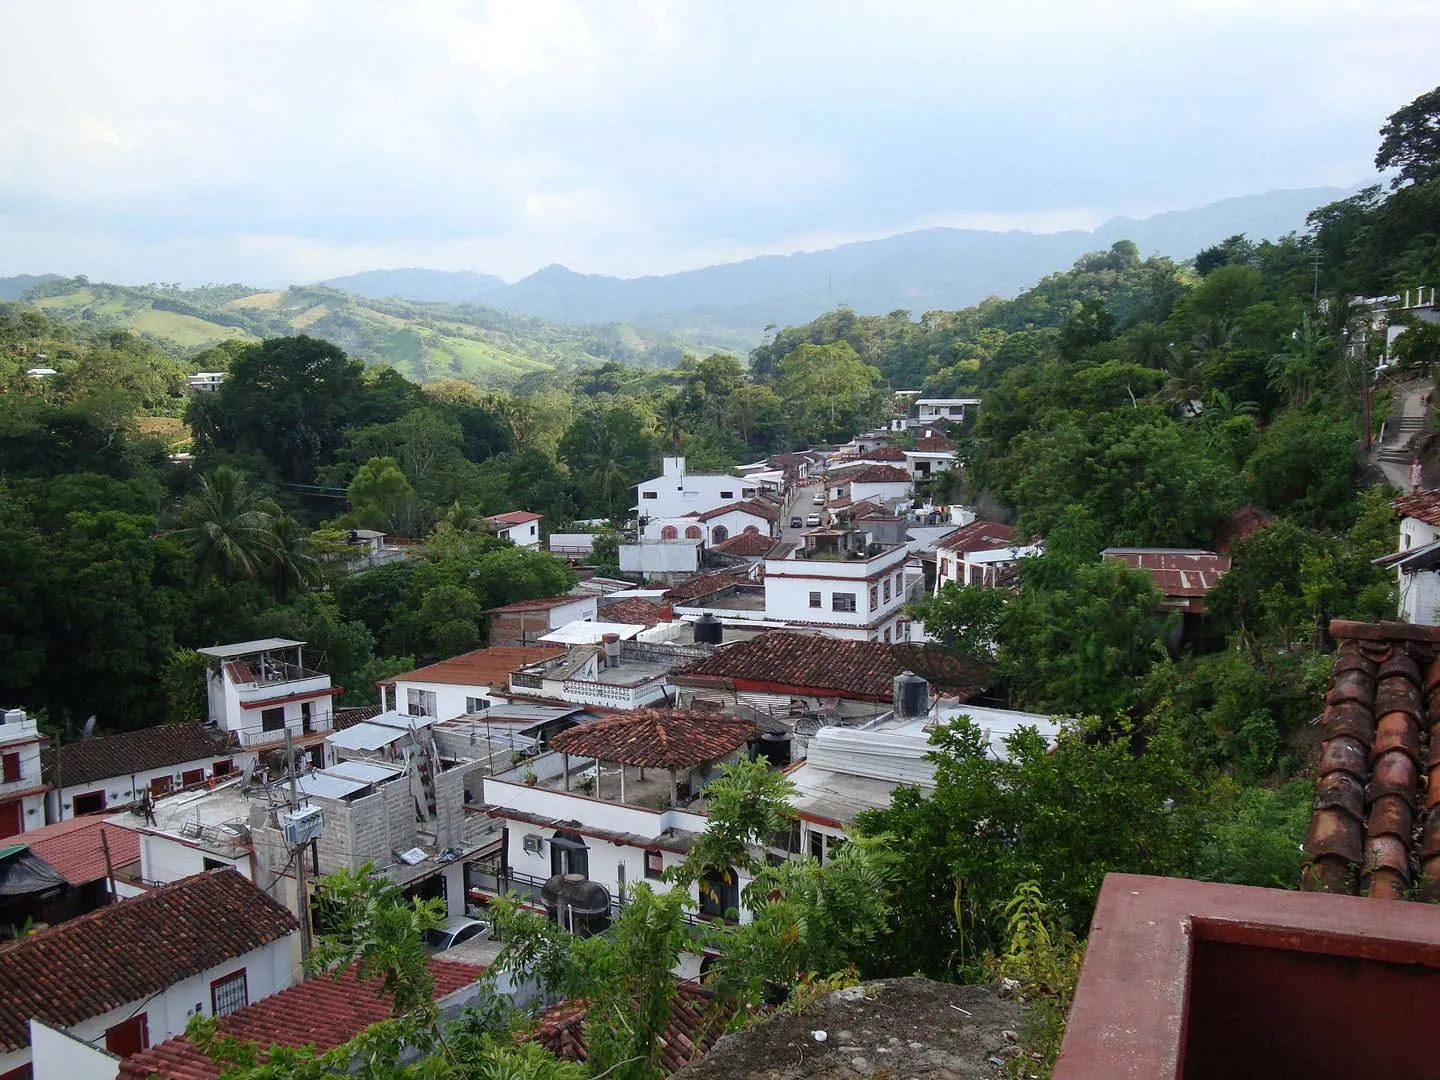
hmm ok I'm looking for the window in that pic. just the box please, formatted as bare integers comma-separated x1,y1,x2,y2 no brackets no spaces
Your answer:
895,572,903,595
869,585,879,608
150,775,173,797
550,831,589,877
642,491,658,500
883,578,892,602
529,525,537,535
210,969,248,1016
212,758,233,776
644,849,664,879
661,525,678,540
884,627,892,643
181,768,204,787
203,857,229,872
261,707,285,732
301,700,313,733
809,591,822,608
720,490,734,499
1,753,18,784
466,696,490,714
72,790,105,815
743,488,756,497
711,526,729,544
407,688,437,718
743,524,760,534
700,868,740,920
832,593,857,612
684,525,702,539
105,1015,148,1058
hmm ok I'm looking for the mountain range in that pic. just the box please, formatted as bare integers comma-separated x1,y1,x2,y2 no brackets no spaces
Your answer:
322,186,1351,338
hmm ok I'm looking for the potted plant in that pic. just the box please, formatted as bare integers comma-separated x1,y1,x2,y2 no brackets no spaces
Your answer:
580,775,596,796
523,766,537,786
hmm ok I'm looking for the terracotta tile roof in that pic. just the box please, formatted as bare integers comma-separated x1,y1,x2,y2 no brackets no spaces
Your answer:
485,595,590,614
829,464,912,484
1302,620,1440,900
912,436,957,452
333,704,383,730
835,446,908,462
17,816,139,885
1102,548,1230,612
529,982,718,1074
695,499,779,523
934,519,1014,554
848,499,889,519
0,869,299,1052
487,510,543,526
43,723,229,789
118,958,483,1080
1393,489,1440,527
1211,503,1274,555
597,597,670,627
663,569,753,602
709,531,779,558
549,709,754,769
673,631,915,701
379,647,566,689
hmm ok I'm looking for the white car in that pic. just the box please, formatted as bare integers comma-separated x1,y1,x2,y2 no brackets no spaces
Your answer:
811,494,825,506
805,513,822,527
423,915,492,952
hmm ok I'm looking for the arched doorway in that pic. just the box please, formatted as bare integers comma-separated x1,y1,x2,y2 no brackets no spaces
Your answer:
711,525,729,545
660,525,678,540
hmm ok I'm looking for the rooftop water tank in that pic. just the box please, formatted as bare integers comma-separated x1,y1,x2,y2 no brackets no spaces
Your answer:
542,873,612,936
893,671,929,719
694,612,724,645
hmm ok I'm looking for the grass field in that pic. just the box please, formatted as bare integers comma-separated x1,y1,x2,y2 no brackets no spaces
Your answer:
129,308,254,347
225,291,284,309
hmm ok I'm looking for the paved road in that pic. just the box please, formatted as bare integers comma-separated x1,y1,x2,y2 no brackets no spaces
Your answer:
1373,375,1432,490
775,482,822,542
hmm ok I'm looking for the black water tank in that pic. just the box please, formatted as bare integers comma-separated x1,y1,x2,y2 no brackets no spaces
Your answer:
542,873,612,936
758,730,792,767
694,612,724,645
893,671,929,718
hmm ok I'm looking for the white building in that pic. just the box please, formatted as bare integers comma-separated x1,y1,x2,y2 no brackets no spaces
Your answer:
0,708,48,840
44,722,240,822
934,520,1038,592
198,639,343,763
911,397,981,426
763,531,914,642
0,869,297,1077
185,371,227,393
826,464,913,508
691,500,779,546
486,510,543,549
619,540,702,580
380,646,570,722
1381,491,1440,624
507,636,713,712
636,457,757,539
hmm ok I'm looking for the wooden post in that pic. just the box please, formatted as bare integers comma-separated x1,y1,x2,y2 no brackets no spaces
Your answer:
668,769,678,806
99,827,118,904
563,753,570,791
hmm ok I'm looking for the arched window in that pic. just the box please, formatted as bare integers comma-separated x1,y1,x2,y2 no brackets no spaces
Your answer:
685,525,702,539
661,525,678,540
711,525,729,545
743,525,760,534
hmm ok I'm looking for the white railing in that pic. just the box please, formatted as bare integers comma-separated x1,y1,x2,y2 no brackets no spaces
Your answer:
236,714,334,748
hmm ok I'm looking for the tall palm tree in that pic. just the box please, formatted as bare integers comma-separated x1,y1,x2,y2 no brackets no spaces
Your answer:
657,396,685,454
1267,314,1329,407
175,465,274,583
262,514,319,600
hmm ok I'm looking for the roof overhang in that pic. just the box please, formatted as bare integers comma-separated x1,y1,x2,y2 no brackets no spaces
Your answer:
238,686,344,710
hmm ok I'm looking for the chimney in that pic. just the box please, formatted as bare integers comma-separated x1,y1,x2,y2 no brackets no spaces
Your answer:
603,633,621,668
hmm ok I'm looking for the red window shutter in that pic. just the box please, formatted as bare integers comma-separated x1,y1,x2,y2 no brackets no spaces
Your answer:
2,754,19,783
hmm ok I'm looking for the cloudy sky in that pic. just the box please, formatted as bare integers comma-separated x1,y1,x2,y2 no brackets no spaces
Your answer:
1,0,1436,285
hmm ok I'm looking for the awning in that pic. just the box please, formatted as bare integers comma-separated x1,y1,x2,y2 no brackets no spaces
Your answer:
1375,538,1440,573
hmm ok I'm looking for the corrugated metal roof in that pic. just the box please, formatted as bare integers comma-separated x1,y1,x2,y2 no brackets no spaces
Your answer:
326,722,410,752
295,772,372,800
196,638,303,658
325,760,404,784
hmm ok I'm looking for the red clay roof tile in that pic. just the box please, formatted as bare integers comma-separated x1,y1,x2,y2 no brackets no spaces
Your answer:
379,647,567,689
16,816,139,885
548,709,753,769
596,597,671,627
1393,489,1440,527
43,723,229,789
708,531,780,558
529,983,719,1074
934,520,1014,554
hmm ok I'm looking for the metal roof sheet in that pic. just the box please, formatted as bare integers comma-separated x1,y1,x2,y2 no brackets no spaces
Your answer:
326,722,411,752
295,772,372,800
196,638,304,658
325,760,404,784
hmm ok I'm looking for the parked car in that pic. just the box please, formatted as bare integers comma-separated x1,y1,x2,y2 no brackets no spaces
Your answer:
806,513,822,527
423,915,492,952
811,494,825,505
790,516,803,529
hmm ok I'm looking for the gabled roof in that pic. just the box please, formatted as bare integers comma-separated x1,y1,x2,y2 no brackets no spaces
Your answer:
934,520,1014,555
549,709,754,769
673,631,914,701
596,597,670,627
1392,489,1440,527
485,595,591,614
16,815,140,885
1303,620,1440,900
380,646,566,688
0,869,299,1052
1211,502,1273,554
1102,548,1229,610
334,704,383,730
487,510,543,526
695,499,779,523
835,446,908,463
118,958,483,1080
44,723,228,789
709,531,780,558
530,982,718,1074
912,436,957,453
829,464,912,484
662,568,754,602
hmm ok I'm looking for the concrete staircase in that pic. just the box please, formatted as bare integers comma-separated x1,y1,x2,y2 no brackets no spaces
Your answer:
1378,414,1427,463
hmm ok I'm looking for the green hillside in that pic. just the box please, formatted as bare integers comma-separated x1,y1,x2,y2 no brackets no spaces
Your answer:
15,277,700,386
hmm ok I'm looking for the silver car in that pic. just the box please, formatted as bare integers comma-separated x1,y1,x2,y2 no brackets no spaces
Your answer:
422,915,492,952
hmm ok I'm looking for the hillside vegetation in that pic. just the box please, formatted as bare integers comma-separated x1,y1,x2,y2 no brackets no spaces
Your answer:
13,277,704,387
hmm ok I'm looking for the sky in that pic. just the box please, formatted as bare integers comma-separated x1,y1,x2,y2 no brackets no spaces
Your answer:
1,0,1437,286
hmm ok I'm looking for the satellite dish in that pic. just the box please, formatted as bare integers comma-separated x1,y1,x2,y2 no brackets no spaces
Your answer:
81,716,97,739
240,759,257,789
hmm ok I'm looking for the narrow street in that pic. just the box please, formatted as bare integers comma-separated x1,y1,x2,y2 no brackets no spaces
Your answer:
1372,374,1432,490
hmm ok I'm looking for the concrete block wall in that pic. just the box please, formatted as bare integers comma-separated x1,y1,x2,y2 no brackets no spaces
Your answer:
434,767,472,849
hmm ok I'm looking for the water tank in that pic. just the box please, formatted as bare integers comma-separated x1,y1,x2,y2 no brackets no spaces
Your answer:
893,671,929,719
542,874,612,936
757,730,792,767
694,612,724,645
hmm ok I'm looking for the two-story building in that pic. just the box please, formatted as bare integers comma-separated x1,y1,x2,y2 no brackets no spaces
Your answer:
0,709,49,840
903,436,959,483
763,530,914,642
909,397,981,427
485,595,599,647
635,458,758,539
1381,490,1440,624
486,511,543,549
379,646,567,722
0,869,297,1077
825,463,912,509
934,520,1020,591
198,639,344,768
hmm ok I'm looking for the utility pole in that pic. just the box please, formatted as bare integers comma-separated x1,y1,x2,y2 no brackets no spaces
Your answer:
285,728,313,961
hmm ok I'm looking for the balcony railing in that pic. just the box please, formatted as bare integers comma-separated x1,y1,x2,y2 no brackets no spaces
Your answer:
237,713,334,748
510,672,544,691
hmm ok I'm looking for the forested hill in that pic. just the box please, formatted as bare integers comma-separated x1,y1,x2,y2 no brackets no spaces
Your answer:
316,186,1353,337
4,277,710,387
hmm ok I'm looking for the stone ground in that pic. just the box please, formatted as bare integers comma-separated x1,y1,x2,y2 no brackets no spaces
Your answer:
675,977,1025,1080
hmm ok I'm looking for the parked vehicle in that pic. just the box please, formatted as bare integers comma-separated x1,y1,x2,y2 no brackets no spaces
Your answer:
422,915,492,952
811,494,825,505
806,514,821,527
790,516,803,529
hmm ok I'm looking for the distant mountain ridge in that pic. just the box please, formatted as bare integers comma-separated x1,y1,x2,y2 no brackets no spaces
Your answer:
319,186,1353,337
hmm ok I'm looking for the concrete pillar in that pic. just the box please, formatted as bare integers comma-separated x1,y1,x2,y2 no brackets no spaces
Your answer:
563,753,570,791
668,769,678,806
619,763,626,804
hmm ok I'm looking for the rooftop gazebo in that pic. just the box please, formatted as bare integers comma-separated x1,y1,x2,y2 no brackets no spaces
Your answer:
547,708,754,807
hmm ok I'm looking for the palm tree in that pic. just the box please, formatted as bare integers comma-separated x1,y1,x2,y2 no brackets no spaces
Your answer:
1158,346,1205,415
657,396,685,454
1267,314,1329,407
262,514,319,600
587,424,625,516
175,465,273,583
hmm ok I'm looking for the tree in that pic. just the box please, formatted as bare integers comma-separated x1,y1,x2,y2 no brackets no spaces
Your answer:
347,456,418,534
775,342,884,444
1245,408,1359,528
176,465,274,584
671,757,797,906
1375,84,1440,189
907,583,1006,663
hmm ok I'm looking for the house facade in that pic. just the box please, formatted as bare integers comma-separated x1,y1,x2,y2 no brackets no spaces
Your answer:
1386,491,1440,624
934,520,1019,591
636,457,757,539
912,397,981,426
485,595,598,647
764,534,913,642
692,499,779,546
198,639,343,761
487,511,543,549
826,464,912,508
0,709,48,840
380,646,567,722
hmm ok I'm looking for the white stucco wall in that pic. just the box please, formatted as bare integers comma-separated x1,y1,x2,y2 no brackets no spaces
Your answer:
764,549,909,632
391,678,496,723
30,1019,119,1080
138,831,253,887
50,755,235,821
695,507,773,545
637,458,756,536
1399,515,1440,624
620,542,701,575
